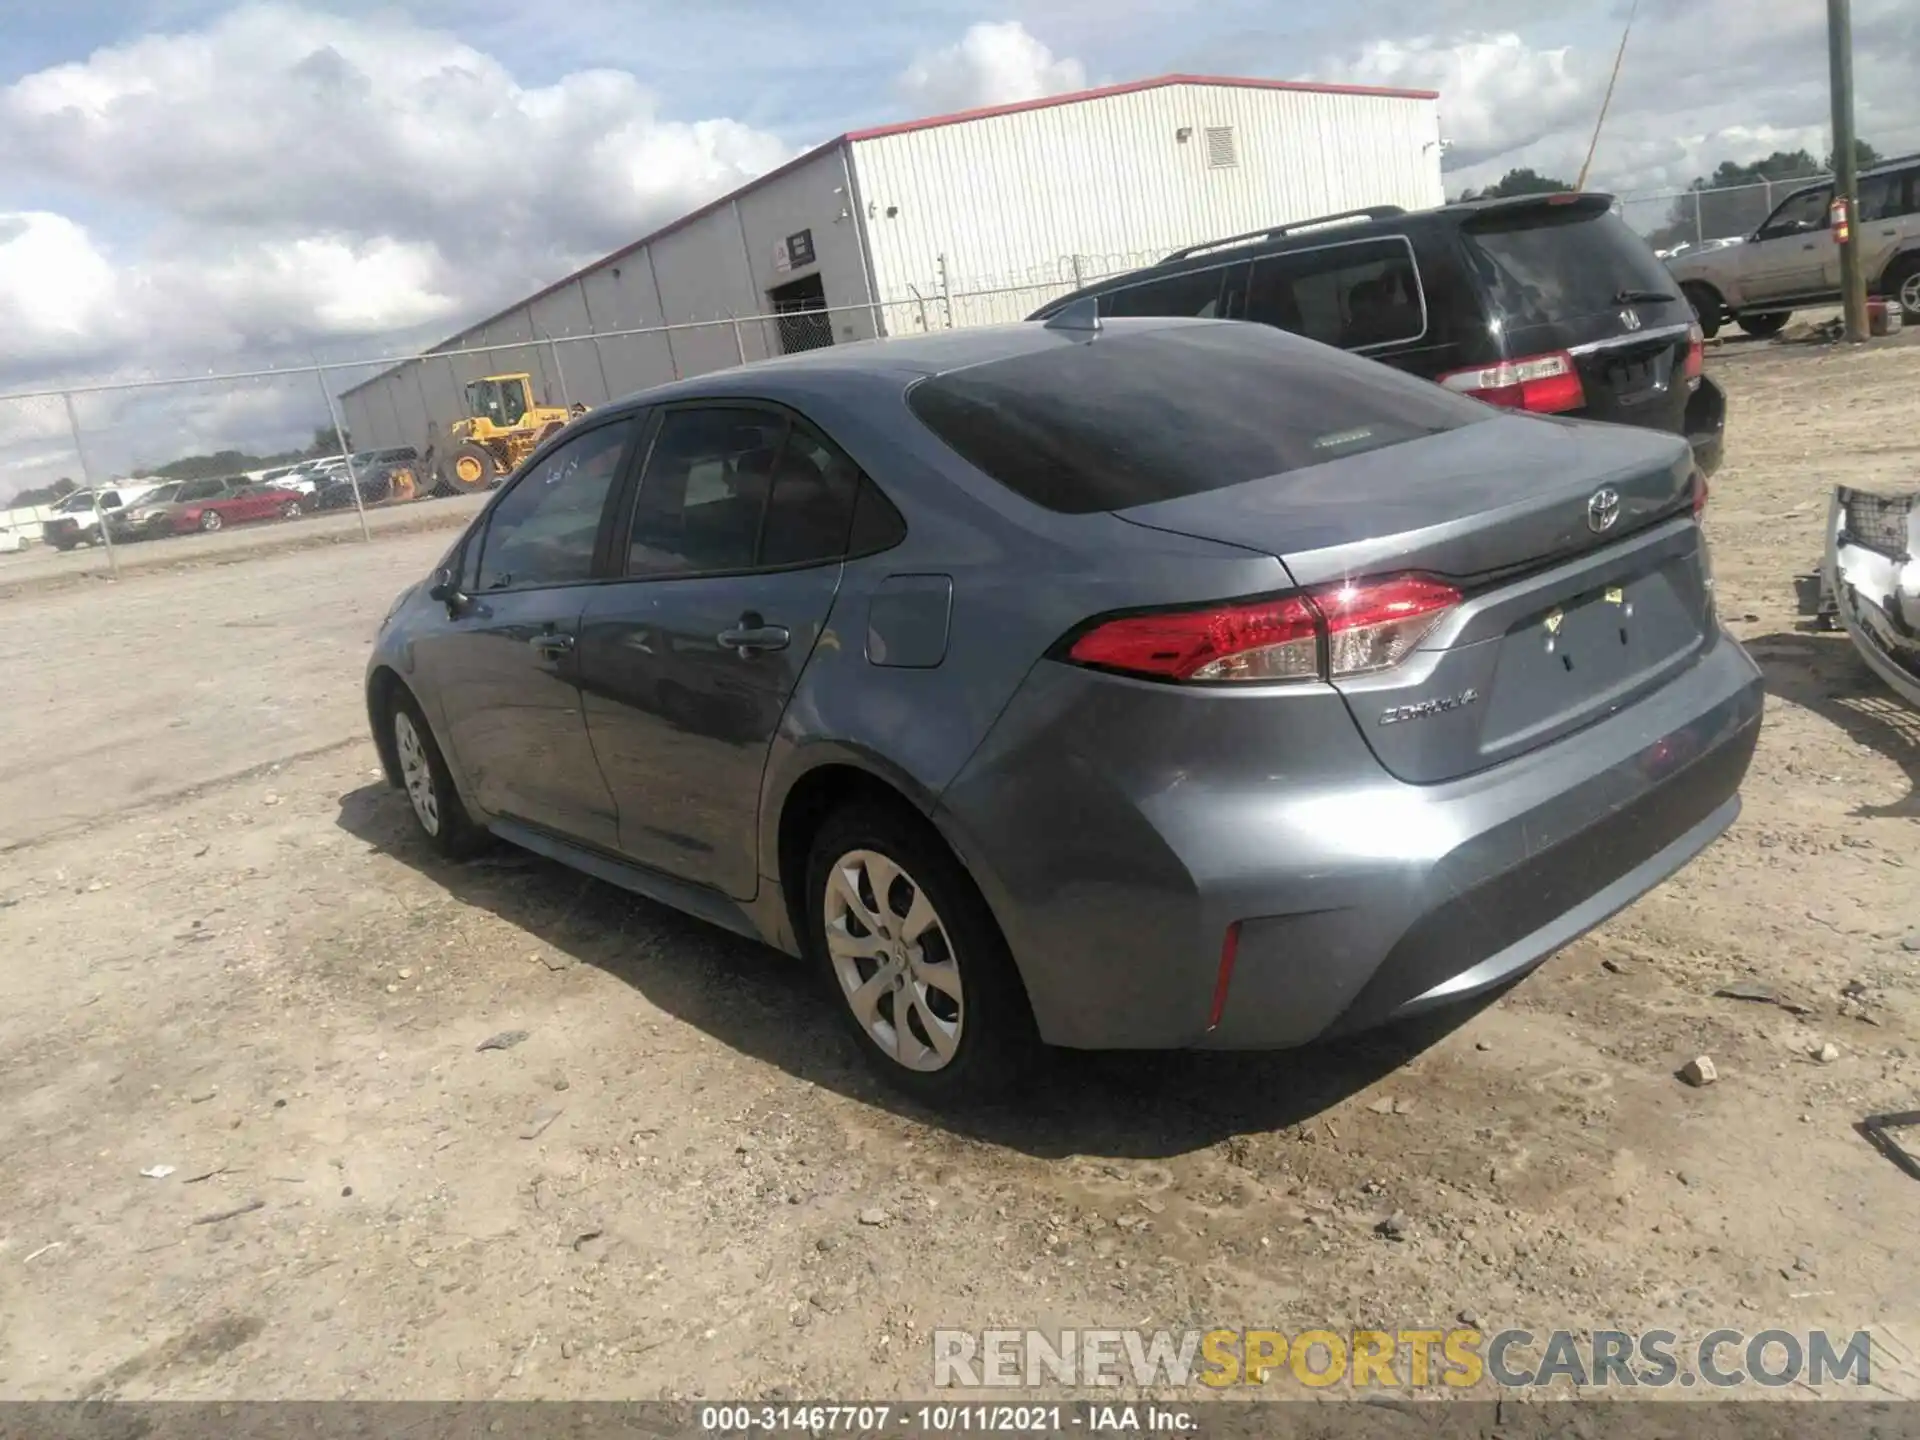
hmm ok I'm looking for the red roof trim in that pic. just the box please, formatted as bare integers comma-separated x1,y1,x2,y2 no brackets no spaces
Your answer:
845,73,1439,142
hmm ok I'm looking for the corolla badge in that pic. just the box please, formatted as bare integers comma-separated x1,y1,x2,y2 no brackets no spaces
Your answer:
1587,487,1622,533
1378,689,1479,726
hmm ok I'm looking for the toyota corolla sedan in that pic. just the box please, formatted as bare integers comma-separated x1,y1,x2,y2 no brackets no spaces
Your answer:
367,315,1763,1105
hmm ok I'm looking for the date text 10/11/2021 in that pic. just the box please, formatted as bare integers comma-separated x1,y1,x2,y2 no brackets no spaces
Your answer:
699,1404,1198,1433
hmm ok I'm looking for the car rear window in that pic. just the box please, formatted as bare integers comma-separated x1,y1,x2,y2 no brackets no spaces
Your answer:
1461,202,1680,327
905,323,1489,515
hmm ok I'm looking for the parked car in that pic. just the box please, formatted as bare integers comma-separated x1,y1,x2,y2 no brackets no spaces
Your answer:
1028,193,1725,477
1667,154,1920,336
366,318,1762,1104
113,476,304,539
41,484,162,550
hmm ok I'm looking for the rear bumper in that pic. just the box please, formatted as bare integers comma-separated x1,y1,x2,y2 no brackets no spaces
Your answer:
1683,375,1726,478
938,630,1762,1051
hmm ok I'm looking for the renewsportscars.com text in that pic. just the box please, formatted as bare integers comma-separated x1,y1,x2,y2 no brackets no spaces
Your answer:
932,1327,1874,1391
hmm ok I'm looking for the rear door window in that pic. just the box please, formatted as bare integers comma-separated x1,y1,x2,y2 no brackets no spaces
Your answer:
1242,237,1427,350
1859,169,1919,222
1097,267,1231,319
1460,202,1681,325
906,322,1487,515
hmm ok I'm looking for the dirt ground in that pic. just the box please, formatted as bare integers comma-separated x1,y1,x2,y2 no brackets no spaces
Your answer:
2,339,1918,1406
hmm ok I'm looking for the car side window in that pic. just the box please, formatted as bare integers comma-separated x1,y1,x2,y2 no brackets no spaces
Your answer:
1760,187,1830,239
759,420,862,568
1858,174,1895,223
1097,266,1229,320
98,490,122,509
627,408,785,578
474,418,633,592
1243,238,1425,351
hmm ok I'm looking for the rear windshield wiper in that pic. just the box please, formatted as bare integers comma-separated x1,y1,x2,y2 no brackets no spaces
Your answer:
1614,288,1677,304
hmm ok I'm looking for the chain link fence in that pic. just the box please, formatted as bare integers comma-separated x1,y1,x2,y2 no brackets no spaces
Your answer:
1615,176,1831,257
0,275,1103,582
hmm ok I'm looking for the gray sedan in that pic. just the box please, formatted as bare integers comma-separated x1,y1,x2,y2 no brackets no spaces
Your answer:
366,316,1763,1105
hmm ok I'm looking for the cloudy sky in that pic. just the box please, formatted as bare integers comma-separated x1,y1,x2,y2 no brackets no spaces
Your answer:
4,0,1918,495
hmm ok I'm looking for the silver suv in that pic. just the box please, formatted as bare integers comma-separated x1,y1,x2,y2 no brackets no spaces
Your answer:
1666,156,1920,337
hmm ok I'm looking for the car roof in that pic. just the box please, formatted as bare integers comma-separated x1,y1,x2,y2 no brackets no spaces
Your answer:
1032,192,1620,312
590,317,1222,412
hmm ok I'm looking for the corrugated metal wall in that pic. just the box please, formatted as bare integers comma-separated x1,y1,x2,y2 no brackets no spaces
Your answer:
340,146,872,454
344,84,1446,452
852,83,1444,324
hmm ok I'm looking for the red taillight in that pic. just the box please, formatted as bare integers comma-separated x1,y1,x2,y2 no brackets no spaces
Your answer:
1691,470,1709,519
1438,351,1586,414
1683,323,1704,384
1064,575,1460,684
1313,576,1463,675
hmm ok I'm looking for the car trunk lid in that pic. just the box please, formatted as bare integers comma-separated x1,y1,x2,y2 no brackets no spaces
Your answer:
1116,415,1715,784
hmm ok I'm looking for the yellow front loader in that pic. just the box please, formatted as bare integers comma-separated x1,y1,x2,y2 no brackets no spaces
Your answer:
437,374,586,493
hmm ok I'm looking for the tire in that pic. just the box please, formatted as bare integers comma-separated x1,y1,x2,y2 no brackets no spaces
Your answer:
280,500,302,520
804,802,1038,1105
1735,310,1791,338
1885,255,1920,324
441,441,498,495
199,510,223,532
1682,283,1722,339
388,688,487,858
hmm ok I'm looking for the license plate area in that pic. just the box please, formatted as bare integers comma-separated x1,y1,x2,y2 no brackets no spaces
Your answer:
1476,560,1706,757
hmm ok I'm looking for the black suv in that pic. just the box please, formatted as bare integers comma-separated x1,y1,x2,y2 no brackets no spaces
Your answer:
1029,193,1724,476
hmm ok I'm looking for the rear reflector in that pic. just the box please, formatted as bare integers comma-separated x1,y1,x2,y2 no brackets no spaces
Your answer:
1208,922,1241,1031
1064,574,1461,684
1692,469,1709,519
1438,351,1585,414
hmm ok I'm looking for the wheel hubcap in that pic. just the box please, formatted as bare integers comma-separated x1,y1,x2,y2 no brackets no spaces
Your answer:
393,711,440,836
823,849,962,1072
455,456,483,483
1901,272,1920,313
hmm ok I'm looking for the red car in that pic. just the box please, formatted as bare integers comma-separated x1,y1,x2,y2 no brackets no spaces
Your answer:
113,477,304,539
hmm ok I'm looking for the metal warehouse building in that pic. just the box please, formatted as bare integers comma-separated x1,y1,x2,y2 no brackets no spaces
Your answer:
340,73,1443,455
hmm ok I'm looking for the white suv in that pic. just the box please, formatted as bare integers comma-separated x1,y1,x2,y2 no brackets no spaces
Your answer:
1666,156,1920,337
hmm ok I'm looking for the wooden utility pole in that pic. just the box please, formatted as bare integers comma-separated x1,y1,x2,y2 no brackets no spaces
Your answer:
1829,0,1869,342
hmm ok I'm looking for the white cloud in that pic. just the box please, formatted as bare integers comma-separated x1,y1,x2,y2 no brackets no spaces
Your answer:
0,2,793,385
1329,33,1589,171
896,21,1088,117
0,214,121,368
0,0,805,495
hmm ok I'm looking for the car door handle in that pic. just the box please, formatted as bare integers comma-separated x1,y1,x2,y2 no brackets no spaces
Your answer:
717,620,790,656
529,633,575,661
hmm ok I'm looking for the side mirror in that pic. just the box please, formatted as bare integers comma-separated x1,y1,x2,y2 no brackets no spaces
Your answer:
427,567,467,610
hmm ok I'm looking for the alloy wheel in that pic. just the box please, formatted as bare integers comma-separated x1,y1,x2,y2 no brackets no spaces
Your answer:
393,709,441,837
823,849,963,1072
1901,270,1920,319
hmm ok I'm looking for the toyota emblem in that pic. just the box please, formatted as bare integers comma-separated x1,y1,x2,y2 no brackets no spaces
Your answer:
1587,487,1622,533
